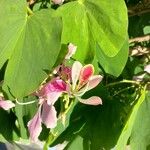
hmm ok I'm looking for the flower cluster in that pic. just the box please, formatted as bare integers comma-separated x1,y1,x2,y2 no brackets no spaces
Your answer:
27,43,103,142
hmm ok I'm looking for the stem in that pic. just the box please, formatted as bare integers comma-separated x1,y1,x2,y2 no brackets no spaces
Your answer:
43,132,55,150
15,99,36,105
105,80,140,87
64,99,74,115
27,6,33,16
111,85,135,97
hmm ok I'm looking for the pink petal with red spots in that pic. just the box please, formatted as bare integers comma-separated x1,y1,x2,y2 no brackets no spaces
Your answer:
79,64,94,86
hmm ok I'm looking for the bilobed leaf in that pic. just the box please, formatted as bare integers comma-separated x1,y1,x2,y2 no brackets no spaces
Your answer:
96,39,129,77
0,0,62,98
116,89,146,150
57,0,128,62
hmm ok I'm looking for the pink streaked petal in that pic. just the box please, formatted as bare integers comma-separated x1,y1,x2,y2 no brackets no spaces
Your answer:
41,102,57,128
79,64,94,86
71,61,83,90
77,96,102,105
144,64,150,74
38,79,66,97
87,75,103,91
27,108,42,142
0,100,15,110
46,91,62,105
65,43,77,59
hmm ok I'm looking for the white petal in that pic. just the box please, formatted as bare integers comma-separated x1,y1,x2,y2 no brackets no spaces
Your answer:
77,96,102,105
71,61,82,90
87,75,103,91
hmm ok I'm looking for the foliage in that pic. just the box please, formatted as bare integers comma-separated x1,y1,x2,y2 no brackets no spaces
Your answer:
0,0,150,149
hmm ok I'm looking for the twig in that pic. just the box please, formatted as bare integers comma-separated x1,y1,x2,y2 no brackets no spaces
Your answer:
129,35,150,43
128,9,150,17
105,80,140,87
111,85,135,97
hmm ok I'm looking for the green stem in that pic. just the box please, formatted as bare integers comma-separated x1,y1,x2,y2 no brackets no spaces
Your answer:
105,79,140,87
15,98,36,105
111,85,135,97
64,99,74,115
43,132,55,150
27,6,33,16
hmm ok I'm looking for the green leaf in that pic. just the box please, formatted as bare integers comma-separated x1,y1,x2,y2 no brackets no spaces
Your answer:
0,110,19,142
130,91,150,150
65,135,84,150
116,89,146,150
0,0,62,98
96,40,129,77
57,0,128,62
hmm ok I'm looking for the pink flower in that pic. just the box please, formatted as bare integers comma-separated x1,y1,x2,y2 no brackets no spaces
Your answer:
65,43,77,60
52,0,64,5
28,61,102,142
0,96,15,110
144,64,150,74
28,78,67,142
69,61,103,105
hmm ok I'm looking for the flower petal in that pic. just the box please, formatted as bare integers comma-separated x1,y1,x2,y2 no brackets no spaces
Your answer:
0,100,15,110
65,43,77,59
78,96,102,105
75,83,89,97
46,91,62,105
41,102,57,128
144,64,150,74
87,75,103,91
27,108,42,142
78,64,95,89
40,79,66,96
71,61,82,90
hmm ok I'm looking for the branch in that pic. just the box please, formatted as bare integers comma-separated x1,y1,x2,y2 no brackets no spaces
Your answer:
129,35,150,43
